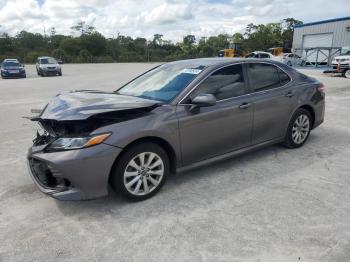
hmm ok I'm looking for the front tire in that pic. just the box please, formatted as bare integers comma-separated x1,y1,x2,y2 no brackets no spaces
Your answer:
110,143,169,201
344,69,350,79
283,108,312,148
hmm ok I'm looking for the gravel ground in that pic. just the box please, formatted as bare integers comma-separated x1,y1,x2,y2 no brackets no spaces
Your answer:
0,63,349,262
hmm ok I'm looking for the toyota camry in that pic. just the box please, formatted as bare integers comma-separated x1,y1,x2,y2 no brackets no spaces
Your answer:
27,58,325,201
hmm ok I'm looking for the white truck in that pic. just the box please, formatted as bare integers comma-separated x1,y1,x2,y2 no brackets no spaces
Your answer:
330,50,350,78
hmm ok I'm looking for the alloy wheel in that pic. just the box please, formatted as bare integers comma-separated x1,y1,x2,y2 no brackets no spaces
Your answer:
344,70,350,79
123,152,164,196
292,114,310,144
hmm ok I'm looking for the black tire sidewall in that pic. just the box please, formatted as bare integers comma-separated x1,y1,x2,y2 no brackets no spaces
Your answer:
284,109,312,148
111,143,169,201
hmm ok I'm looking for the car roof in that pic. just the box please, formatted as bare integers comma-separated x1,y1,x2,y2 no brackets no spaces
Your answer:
3,59,19,61
38,56,54,59
165,57,284,69
252,51,271,54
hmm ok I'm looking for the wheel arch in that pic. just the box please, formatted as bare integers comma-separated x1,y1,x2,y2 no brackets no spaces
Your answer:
298,104,315,128
108,136,177,183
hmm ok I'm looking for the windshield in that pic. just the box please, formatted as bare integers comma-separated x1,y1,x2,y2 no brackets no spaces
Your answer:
40,58,57,64
2,61,20,67
117,64,204,102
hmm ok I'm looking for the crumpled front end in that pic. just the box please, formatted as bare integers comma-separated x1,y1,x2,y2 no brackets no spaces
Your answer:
27,141,122,200
26,91,159,200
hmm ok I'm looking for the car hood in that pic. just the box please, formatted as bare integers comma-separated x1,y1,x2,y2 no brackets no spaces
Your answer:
40,64,60,68
38,91,160,121
2,66,24,70
334,55,350,60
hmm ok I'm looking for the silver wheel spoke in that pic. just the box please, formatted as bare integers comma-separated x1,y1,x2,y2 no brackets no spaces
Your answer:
124,171,139,178
133,180,142,194
148,170,163,176
145,153,156,167
128,159,140,170
147,176,159,186
138,153,145,166
149,159,162,169
143,177,149,193
126,175,141,189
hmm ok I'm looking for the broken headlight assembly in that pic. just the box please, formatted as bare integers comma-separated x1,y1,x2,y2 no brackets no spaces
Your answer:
46,133,111,151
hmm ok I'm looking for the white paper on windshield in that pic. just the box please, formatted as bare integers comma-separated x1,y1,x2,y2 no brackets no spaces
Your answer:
182,68,202,74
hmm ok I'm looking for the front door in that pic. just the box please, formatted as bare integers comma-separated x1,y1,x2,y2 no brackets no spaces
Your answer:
177,64,254,166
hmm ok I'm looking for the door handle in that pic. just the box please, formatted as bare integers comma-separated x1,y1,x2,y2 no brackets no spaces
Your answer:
285,91,294,98
239,102,251,109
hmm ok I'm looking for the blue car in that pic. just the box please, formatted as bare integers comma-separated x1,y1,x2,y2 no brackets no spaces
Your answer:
1,59,26,79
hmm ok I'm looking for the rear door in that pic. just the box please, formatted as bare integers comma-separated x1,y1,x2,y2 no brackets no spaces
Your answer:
246,62,295,144
177,64,254,166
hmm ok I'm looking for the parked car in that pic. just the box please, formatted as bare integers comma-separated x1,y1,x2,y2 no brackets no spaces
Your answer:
331,50,350,78
282,53,306,66
56,59,64,64
36,57,62,76
27,58,325,201
1,59,26,78
245,51,280,61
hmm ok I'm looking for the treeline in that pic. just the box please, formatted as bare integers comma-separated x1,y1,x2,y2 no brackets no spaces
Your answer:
0,18,302,63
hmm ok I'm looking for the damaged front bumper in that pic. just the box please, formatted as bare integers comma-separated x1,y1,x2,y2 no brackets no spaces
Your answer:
27,143,122,200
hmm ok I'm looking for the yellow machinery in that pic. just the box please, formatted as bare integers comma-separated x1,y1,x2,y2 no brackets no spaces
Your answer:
267,47,283,56
218,41,242,57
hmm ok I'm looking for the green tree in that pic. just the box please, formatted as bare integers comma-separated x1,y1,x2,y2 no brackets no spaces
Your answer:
0,33,14,54
80,32,107,56
281,18,303,50
79,49,92,62
60,37,82,56
52,48,66,59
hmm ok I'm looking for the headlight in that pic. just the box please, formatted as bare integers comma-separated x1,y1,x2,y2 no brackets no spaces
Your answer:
47,133,111,151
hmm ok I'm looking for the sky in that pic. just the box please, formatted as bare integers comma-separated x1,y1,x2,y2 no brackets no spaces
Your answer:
0,0,349,42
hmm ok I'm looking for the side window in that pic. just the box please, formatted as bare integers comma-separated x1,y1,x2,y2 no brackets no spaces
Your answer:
277,67,291,85
190,64,245,101
248,63,281,92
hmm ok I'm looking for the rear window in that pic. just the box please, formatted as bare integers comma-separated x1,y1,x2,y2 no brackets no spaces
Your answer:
248,63,281,92
277,67,291,85
259,53,270,58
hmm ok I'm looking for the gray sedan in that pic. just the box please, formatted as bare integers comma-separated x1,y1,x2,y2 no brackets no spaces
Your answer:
27,58,325,201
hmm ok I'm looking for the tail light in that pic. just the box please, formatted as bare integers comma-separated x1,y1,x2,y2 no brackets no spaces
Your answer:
317,83,325,93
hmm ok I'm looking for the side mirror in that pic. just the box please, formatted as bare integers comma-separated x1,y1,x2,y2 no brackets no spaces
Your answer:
191,93,216,107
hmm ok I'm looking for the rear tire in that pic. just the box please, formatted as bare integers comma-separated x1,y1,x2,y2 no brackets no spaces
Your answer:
110,143,169,201
283,108,312,148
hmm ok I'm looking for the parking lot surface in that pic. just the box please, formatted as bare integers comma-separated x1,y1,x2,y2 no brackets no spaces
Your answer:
0,63,349,262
